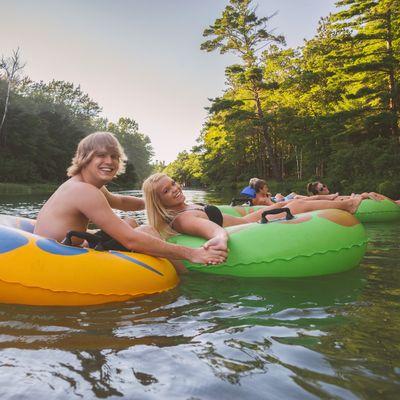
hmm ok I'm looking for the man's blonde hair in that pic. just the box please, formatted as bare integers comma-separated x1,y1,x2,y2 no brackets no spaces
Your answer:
67,131,127,177
142,173,177,238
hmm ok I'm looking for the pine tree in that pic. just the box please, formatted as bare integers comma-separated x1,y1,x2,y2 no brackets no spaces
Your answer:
201,0,285,180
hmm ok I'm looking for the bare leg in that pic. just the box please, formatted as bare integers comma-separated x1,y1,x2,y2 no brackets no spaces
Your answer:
367,192,394,201
285,198,362,215
136,225,188,274
222,197,362,226
300,193,339,201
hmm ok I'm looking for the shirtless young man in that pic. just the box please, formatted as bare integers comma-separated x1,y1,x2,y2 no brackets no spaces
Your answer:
34,131,227,267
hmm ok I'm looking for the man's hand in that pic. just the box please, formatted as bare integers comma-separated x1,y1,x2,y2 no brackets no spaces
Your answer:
202,235,228,252
189,246,227,265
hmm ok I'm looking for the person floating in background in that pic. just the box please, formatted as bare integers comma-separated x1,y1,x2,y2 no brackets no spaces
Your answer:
306,181,396,202
240,177,258,200
240,178,296,206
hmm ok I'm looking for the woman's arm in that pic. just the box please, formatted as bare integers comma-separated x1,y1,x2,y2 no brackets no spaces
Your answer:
173,213,229,251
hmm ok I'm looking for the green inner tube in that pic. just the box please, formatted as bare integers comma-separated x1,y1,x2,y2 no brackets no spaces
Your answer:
168,209,367,278
218,199,400,223
353,199,400,222
217,205,264,217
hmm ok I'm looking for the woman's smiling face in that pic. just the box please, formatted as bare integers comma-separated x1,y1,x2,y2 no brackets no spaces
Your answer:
156,176,186,208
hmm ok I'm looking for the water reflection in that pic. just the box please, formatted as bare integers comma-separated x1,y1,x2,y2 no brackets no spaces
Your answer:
0,269,368,398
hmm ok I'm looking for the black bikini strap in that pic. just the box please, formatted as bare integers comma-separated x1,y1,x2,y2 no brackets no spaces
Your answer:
204,205,224,227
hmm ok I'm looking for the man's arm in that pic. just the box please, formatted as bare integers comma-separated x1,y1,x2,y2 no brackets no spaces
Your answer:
101,186,145,211
79,186,227,264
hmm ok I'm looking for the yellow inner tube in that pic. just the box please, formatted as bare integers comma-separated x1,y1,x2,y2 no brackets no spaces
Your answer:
0,215,179,306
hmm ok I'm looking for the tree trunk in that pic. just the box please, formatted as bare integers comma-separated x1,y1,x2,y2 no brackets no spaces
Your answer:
385,10,399,139
0,81,11,147
295,146,303,180
300,148,303,180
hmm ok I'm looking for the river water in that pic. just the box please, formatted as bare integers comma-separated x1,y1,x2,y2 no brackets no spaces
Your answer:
0,190,399,399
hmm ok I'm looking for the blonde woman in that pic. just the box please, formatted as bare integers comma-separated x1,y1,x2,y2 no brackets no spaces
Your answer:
142,173,362,253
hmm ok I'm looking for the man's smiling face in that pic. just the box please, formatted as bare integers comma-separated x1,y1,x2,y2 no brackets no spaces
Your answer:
83,148,120,186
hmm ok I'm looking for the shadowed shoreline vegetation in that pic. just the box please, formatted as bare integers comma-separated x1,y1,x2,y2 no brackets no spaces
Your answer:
0,182,58,196
0,78,154,191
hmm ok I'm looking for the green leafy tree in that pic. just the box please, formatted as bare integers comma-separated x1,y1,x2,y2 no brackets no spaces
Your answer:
108,118,154,184
201,0,285,180
332,0,400,138
152,160,167,173
164,150,203,187
17,79,102,121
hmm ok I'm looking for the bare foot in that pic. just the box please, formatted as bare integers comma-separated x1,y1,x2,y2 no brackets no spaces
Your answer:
348,196,363,214
368,192,385,201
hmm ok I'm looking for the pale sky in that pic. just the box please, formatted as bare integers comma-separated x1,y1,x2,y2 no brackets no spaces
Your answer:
1,0,336,163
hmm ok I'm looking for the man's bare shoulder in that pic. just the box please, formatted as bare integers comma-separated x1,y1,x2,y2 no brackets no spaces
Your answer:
59,178,102,196
50,179,106,211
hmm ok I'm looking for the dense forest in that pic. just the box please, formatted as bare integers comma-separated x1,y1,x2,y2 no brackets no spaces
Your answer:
1,0,399,197
164,0,400,197
0,59,153,187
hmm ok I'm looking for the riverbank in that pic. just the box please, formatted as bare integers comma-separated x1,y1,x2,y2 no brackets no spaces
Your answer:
0,183,58,196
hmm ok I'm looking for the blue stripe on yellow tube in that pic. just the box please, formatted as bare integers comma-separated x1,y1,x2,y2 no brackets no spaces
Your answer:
36,238,89,256
110,251,164,276
19,219,35,233
0,227,29,253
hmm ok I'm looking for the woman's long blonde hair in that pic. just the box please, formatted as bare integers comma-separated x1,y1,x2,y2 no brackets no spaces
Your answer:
142,173,177,238
67,131,127,177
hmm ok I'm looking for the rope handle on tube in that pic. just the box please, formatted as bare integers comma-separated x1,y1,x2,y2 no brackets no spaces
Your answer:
61,230,101,249
260,207,294,224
